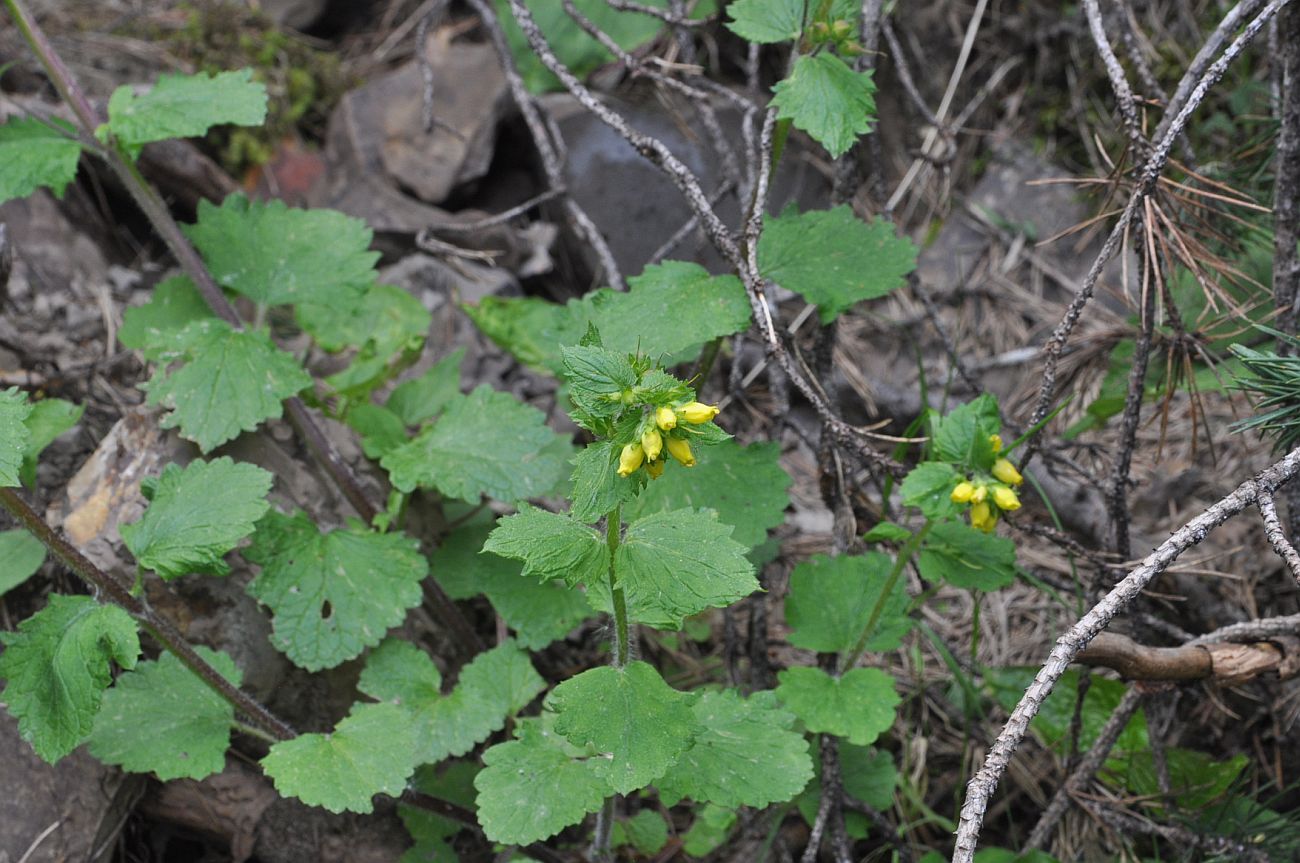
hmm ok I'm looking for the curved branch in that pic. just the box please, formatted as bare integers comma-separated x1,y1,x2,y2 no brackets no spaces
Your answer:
953,445,1300,862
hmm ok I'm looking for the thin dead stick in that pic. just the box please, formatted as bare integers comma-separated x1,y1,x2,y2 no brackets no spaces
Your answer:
0,487,295,741
1021,0,1288,463
1022,686,1145,851
953,444,1300,862
1153,0,1270,143
1187,612,1300,645
466,0,625,289
1084,800,1272,861
1258,494,1300,585
1273,3,1300,334
1083,0,1147,151
884,0,989,215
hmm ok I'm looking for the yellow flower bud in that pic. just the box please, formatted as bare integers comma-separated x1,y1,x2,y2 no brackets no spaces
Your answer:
988,433,1003,453
970,501,997,533
991,457,1023,486
992,485,1021,512
665,436,695,467
656,405,677,431
678,401,720,424
951,481,975,504
830,18,853,40
617,442,644,477
641,429,663,461
971,484,987,504
646,459,664,479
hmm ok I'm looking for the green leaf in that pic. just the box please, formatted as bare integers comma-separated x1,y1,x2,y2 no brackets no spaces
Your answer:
562,344,639,419
930,394,1000,468
682,804,737,857
388,349,466,426
598,262,752,361
20,398,83,487
475,719,611,844
0,387,34,487
0,529,46,595
0,594,140,762
346,403,409,460
656,689,813,808
399,762,478,863
466,261,751,375
431,522,589,649
185,194,376,308
917,521,1017,591
119,458,272,580
840,744,897,809
785,552,911,653
105,69,267,148
244,510,428,671
262,702,417,814
771,53,877,159
302,284,431,395
569,440,638,523
611,809,670,854
481,505,607,589
359,638,545,764
899,461,961,520
550,661,698,794
494,0,670,93
623,440,790,549
381,386,570,502
725,0,804,43
88,647,239,780
118,276,213,356
775,666,900,745
797,745,890,840
758,205,914,323
0,117,82,203
613,509,758,630
141,319,311,453
863,521,911,543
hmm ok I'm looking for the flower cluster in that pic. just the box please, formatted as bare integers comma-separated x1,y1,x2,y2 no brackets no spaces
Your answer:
949,434,1024,532
617,401,720,479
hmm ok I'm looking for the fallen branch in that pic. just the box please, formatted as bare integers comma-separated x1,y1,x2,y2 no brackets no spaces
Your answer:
953,444,1300,862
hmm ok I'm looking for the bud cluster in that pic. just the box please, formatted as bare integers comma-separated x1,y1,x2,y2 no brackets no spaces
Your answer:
806,17,865,55
617,401,721,479
948,434,1024,533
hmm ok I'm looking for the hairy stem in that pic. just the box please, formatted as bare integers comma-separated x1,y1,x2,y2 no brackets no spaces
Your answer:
0,487,295,741
606,503,629,667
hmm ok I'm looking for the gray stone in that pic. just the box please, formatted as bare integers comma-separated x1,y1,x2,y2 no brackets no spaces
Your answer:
326,32,509,206
541,90,831,278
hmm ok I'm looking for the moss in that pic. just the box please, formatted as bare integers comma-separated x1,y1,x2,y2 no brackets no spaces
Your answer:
128,2,352,174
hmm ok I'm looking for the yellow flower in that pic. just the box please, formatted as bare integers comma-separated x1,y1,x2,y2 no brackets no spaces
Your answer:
617,442,645,477
951,481,975,504
971,484,988,504
991,458,1023,486
646,459,664,479
992,485,1021,512
641,429,663,461
678,401,720,424
666,436,695,467
656,405,678,431
970,501,997,533
988,433,1003,453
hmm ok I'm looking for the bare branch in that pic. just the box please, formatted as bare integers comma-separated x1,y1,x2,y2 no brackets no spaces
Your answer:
1258,493,1300,585
953,444,1300,862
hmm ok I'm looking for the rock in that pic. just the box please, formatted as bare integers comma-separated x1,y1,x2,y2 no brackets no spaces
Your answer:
540,90,831,278
325,29,509,206
0,710,139,863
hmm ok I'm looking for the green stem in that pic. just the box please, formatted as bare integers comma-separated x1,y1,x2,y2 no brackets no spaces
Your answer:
840,520,932,671
233,719,279,745
606,503,629,667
